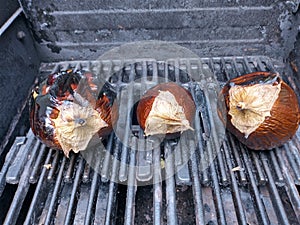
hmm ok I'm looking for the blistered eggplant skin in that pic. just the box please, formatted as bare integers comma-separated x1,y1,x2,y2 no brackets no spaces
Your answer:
30,70,117,152
218,71,300,150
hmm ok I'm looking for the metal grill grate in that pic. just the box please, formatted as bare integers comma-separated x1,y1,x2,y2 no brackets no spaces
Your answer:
0,56,300,225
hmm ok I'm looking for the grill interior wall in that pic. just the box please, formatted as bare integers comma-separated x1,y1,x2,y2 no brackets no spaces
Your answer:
0,0,40,152
19,0,299,61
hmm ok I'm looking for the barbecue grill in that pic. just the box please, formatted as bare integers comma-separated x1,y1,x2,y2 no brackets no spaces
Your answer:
1,1,300,225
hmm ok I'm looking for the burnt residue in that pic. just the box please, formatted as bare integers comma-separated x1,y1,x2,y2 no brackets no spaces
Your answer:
35,7,57,28
287,32,300,104
33,6,58,44
278,2,300,61
46,43,61,53
20,0,59,52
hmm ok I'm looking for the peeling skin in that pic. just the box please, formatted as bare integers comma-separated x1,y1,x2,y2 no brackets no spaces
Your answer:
52,101,108,157
228,82,281,138
144,90,193,136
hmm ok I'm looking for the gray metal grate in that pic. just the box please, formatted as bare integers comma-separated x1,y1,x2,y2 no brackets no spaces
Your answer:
0,56,299,225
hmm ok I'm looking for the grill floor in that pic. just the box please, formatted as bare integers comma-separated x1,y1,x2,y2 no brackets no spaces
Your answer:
0,56,300,225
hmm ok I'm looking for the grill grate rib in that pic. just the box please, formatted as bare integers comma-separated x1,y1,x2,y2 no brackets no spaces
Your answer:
0,56,299,225
24,148,54,225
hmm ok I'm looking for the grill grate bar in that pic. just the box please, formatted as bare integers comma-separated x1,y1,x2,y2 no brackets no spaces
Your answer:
101,150,112,182
153,144,162,225
81,149,94,184
252,58,268,71
118,65,136,182
0,137,25,196
231,59,244,77
3,135,40,225
223,141,249,225
64,154,76,182
74,62,82,72
29,144,47,183
24,148,53,225
47,150,60,181
104,141,120,225
82,161,91,183
83,151,101,225
73,183,91,224
261,153,291,225
190,85,210,185
124,139,137,225
274,148,300,210
220,58,234,81
44,156,67,225
175,143,191,184
243,57,256,74
100,134,114,182
63,157,85,225
203,59,228,185
285,143,300,182
217,57,228,82
189,140,205,225
93,182,109,224
251,151,267,185
239,144,270,225
174,87,192,185
207,140,226,224
291,138,300,177
269,151,284,184
227,135,248,185
6,131,36,184
136,138,153,182
255,57,269,72
164,141,178,225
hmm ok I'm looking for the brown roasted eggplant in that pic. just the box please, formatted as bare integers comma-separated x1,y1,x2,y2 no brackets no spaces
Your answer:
217,71,300,150
136,82,196,138
30,69,118,156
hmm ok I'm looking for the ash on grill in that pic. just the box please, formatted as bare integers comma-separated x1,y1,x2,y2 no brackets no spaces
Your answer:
0,56,300,225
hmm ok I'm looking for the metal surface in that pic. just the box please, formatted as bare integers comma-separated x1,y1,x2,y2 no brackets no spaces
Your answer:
19,0,299,62
0,7,23,36
0,56,300,225
0,0,40,148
